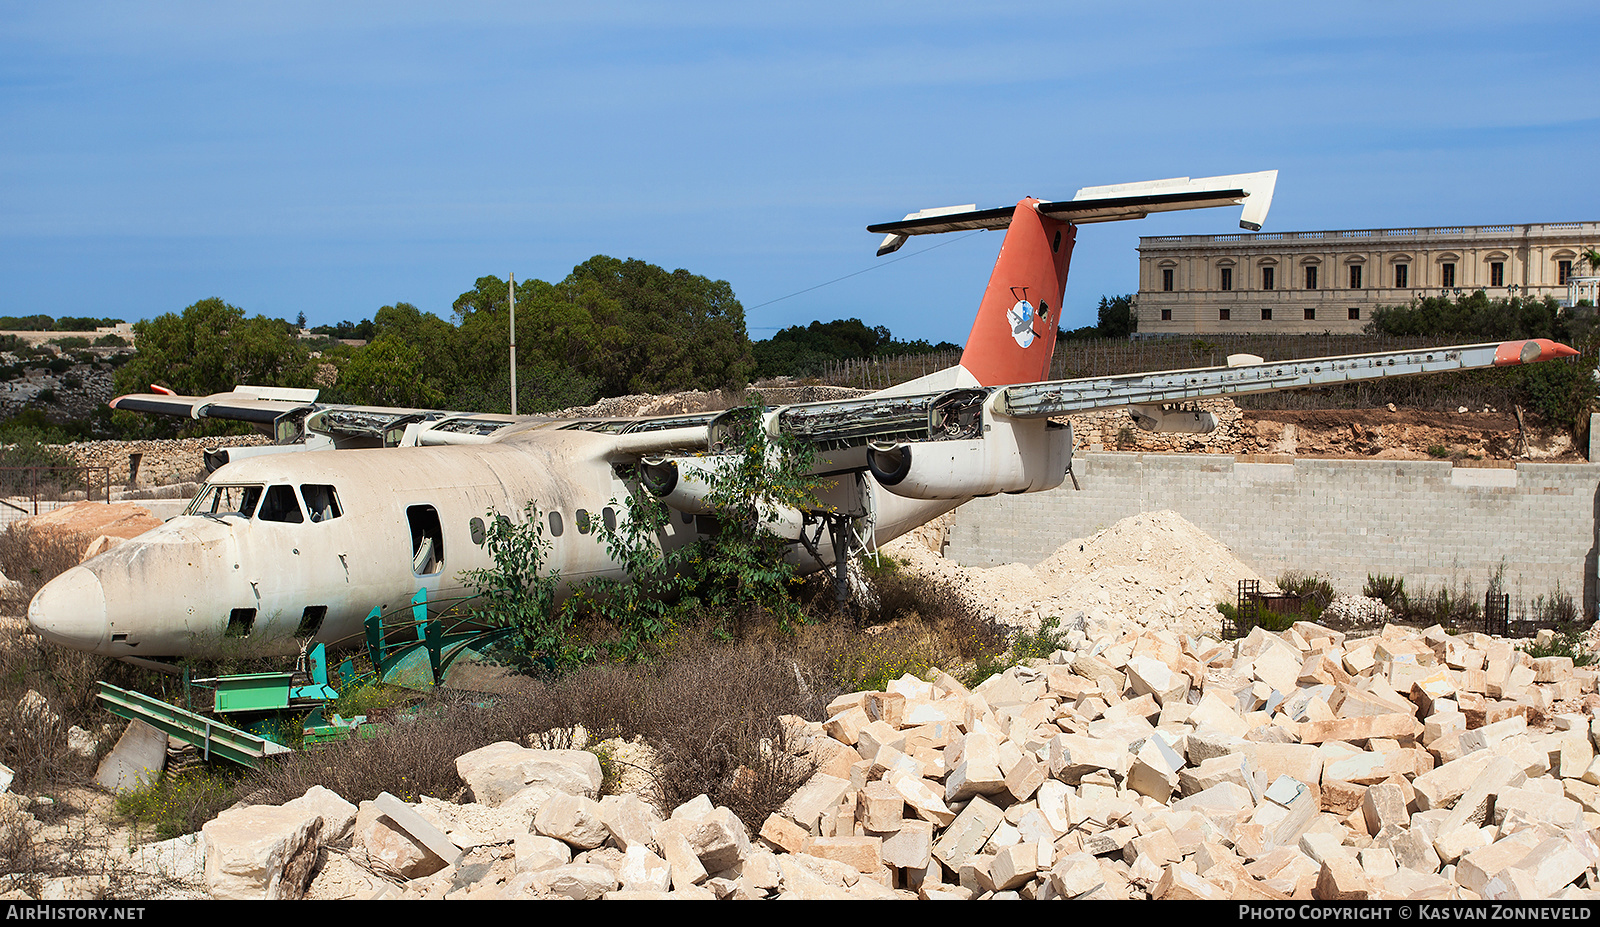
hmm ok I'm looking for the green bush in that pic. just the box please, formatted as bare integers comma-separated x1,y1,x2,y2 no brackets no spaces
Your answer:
464,398,830,670
1363,573,1408,612
457,502,570,671
1216,600,1298,633
1520,626,1595,667
1275,571,1335,616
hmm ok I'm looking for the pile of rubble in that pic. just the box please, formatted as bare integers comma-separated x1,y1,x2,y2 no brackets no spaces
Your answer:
886,510,1271,639
551,385,865,420
116,615,1600,900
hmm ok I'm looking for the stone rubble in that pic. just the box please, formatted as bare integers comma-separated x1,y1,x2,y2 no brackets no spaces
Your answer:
179,616,1600,900
885,510,1273,640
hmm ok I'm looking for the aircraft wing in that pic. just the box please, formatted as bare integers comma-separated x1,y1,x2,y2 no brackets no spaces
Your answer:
110,386,322,425
614,336,1580,524
993,339,1578,420
769,338,1579,452
108,386,524,448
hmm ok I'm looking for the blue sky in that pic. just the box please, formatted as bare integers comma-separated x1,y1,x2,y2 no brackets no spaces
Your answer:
3,2,1597,345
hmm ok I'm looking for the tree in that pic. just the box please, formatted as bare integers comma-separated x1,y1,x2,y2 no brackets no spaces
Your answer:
1364,291,1571,341
561,256,755,394
114,298,314,399
1096,295,1138,339
1058,295,1138,342
337,338,444,408
450,259,755,407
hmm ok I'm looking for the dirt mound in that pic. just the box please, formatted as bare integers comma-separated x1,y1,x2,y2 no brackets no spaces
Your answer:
885,510,1269,640
1237,406,1576,460
551,385,868,420
17,501,163,544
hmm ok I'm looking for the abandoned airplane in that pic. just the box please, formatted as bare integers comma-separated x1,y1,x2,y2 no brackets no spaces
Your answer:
27,170,1581,663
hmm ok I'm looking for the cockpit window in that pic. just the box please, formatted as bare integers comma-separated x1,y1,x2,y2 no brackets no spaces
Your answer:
300,485,342,522
257,485,305,524
187,484,262,519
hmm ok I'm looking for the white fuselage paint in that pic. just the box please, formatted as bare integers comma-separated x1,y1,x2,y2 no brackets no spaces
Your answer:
29,424,960,658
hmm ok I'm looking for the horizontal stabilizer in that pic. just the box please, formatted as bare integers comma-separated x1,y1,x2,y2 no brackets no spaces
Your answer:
868,170,1277,253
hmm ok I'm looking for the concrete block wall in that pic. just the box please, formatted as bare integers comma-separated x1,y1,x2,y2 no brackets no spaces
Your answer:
946,452,1600,613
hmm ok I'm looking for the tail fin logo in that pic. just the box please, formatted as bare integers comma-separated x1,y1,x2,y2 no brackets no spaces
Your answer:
1007,299,1037,348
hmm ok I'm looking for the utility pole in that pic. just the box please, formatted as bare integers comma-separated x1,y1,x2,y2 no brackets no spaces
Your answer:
509,272,517,416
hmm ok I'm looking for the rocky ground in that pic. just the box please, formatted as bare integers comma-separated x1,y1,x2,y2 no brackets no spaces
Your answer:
5,507,1600,900
0,386,1592,900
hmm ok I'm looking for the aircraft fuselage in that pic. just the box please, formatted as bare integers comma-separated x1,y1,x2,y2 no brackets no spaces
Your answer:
28,424,953,658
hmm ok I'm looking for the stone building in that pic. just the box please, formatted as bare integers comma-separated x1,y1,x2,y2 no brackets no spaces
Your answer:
1136,222,1599,335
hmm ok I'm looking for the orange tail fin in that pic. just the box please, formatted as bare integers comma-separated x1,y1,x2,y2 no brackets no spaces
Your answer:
958,200,1075,386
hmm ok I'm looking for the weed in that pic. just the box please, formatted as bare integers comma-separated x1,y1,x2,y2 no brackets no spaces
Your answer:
1276,571,1335,616
1363,573,1408,612
1217,601,1298,633
1519,627,1596,667
960,616,1071,688
328,679,412,721
115,767,243,842
1530,584,1580,627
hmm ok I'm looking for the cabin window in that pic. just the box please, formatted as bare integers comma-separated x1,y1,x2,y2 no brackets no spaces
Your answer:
469,517,486,545
257,485,304,524
576,509,591,534
548,511,564,537
188,484,262,519
407,505,444,575
602,507,617,532
300,485,342,522
297,606,327,637
226,608,256,638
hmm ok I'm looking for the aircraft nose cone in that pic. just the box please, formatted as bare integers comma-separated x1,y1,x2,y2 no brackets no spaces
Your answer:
28,566,109,653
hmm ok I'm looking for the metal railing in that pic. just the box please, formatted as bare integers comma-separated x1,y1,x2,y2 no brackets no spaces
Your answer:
0,466,112,526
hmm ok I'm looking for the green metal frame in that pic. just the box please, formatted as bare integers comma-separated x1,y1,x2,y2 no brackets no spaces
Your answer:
96,681,292,769
363,587,515,689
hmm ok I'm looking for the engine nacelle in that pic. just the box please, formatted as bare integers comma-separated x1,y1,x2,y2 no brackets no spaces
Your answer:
639,456,723,515
867,420,1072,500
638,456,807,539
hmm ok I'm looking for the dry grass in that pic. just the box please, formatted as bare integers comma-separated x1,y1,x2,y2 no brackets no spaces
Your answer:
238,572,999,832
0,522,90,603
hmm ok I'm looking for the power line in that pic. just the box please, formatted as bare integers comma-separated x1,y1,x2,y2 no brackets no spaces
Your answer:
746,231,986,312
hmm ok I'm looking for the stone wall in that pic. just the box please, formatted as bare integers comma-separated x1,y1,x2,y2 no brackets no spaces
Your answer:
1065,397,1246,454
57,436,273,488
946,451,1600,613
